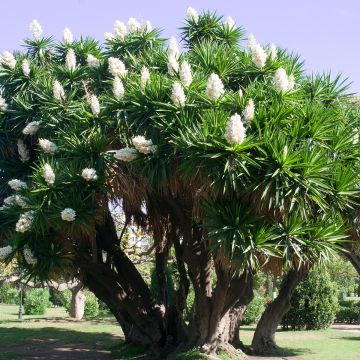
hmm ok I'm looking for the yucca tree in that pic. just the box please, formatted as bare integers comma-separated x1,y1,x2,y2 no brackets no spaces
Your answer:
0,8,358,357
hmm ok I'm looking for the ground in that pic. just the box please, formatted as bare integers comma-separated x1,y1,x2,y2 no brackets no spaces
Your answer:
0,304,359,360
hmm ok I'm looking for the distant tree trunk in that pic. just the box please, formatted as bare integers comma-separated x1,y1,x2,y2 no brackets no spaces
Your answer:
71,283,86,320
251,266,309,355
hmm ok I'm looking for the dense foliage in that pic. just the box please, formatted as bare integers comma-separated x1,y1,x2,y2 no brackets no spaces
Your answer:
241,295,265,325
282,268,339,330
23,288,50,315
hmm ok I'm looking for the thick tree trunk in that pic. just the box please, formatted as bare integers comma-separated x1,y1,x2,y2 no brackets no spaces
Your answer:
227,276,254,348
70,283,85,320
251,266,308,355
342,242,360,275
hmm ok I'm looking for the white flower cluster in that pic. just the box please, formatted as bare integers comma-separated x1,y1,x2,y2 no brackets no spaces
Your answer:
39,138,58,154
252,43,267,68
225,113,246,145
108,57,127,77
187,7,199,23
0,245,12,261
90,94,100,115
63,27,74,44
128,17,141,32
1,51,16,70
248,34,257,51
8,179,27,191
86,54,100,68
3,195,28,209
132,136,157,154
113,77,125,99
0,96,7,111
180,61,192,87
29,19,42,40
23,244,37,265
22,59,31,77
238,88,243,97
16,211,34,233
206,73,225,100
23,121,41,135
66,49,76,70
61,208,76,222
141,66,150,90
168,37,179,58
269,43,277,59
274,67,295,91
53,80,65,101
114,20,127,40
243,99,255,123
17,139,30,162
113,147,138,162
167,37,179,76
247,35,267,68
171,82,186,106
167,56,179,76
81,168,98,181
225,16,235,29
43,163,55,185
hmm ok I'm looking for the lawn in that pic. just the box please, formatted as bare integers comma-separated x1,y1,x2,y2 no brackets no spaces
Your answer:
0,303,359,359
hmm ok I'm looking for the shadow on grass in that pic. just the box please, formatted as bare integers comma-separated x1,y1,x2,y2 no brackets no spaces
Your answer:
331,335,360,341
0,326,120,359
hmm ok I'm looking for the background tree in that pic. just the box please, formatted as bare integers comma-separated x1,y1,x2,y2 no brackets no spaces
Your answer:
0,8,357,357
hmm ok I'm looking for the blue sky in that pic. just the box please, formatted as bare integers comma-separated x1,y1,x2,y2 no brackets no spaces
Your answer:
1,0,359,93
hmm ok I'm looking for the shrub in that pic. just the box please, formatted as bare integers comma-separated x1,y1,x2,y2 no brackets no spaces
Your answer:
150,266,175,305
282,268,339,330
84,290,99,318
242,295,266,325
0,283,20,304
335,300,360,324
59,289,72,314
23,288,50,315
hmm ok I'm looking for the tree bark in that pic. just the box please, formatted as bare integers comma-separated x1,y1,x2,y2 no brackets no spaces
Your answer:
71,283,86,320
342,243,360,275
251,266,308,355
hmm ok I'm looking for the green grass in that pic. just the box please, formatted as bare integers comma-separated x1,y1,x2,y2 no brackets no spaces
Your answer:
240,326,360,360
0,304,359,360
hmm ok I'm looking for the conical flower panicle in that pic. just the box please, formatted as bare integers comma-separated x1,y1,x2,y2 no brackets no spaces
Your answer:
225,113,246,145
66,49,76,70
29,19,42,40
180,61,192,87
206,73,224,100
141,66,150,90
1,51,16,70
171,82,186,106
63,28,74,44
113,77,125,99
22,59,31,76
114,20,127,40
187,7,199,23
